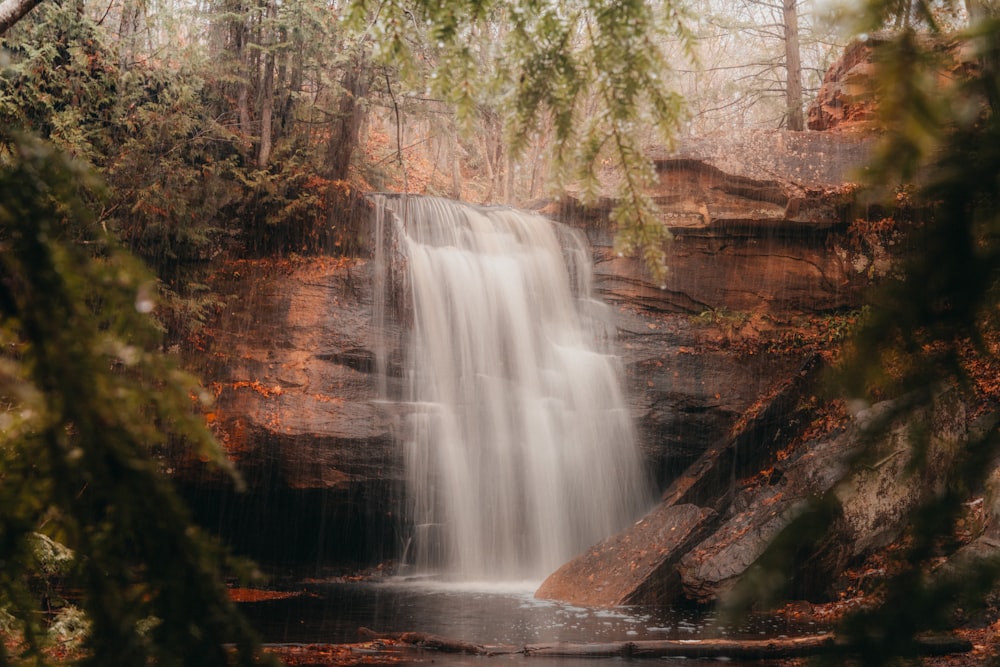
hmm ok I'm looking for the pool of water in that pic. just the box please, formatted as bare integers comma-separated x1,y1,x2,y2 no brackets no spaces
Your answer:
240,577,821,648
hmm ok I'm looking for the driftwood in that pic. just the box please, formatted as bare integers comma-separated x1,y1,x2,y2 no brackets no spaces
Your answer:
357,628,489,655
356,628,972,660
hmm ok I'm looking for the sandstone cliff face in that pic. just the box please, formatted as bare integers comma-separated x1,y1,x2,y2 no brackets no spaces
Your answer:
175,129,879,568
174,257,409,564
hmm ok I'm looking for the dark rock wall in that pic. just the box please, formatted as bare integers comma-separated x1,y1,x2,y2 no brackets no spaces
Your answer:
173,257,409,566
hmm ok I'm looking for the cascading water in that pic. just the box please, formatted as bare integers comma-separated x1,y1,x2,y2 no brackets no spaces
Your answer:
373,195,654,583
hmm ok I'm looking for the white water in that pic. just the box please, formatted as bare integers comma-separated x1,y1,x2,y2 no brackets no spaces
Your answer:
374,195,654,583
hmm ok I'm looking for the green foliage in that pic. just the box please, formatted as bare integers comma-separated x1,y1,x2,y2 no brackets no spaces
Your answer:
101,63,248,336
0,4,242,340
233,155,336,256
0,2,117,164
346,0,693,280
0,0,360,338
0,130,273,666
106,65,243,265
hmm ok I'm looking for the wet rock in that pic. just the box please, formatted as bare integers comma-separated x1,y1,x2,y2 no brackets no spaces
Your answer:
837,391,967,556
172,258,408,564
185,259,408,491
658,354,824,511
534,503,718,608
677,486,802,604
676,390,969,604
617,314,810,484
536,356,826,607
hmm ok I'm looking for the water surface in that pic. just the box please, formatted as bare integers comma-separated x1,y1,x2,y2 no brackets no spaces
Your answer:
243,578,819,647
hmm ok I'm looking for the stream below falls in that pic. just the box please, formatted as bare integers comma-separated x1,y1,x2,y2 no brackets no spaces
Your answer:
240,578,825,665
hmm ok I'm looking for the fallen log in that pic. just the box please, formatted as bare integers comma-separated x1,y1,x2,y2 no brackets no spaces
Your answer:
523,635,835,659
355,629,972,660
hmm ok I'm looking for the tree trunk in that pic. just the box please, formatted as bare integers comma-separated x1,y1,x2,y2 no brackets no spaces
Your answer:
353,629,973,661
276,18,301,138
0,0,44,35
449,127,463,200
118,0,142,71
256,0,276,169
230,0,252,140
326,53,371,181
257,56,274,168
480,134,496,202
782,0,804,131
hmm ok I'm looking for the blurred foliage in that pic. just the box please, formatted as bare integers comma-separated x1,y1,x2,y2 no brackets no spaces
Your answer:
723,3,1000,663
0,130,274,666
829,9,1000,659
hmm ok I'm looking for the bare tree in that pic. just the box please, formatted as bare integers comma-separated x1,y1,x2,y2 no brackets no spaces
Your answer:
677,0,835,133
782,0,804,130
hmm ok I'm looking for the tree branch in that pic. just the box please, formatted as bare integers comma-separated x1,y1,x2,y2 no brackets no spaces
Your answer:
0,0,44,35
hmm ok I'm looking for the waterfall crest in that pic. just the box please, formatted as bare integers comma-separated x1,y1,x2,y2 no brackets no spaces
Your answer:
374,195,654,583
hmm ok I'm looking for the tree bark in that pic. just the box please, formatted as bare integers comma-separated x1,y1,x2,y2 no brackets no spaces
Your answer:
449,127,463,200
782,0,804,131
117,0,142,70
256,0,276,169
230,0,252,141
0,0,44,35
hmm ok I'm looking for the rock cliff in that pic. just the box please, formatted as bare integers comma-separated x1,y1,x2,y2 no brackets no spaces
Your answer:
174,130,880,569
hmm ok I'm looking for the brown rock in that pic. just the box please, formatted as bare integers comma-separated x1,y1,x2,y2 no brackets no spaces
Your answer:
807,38,881,132
534,503,717,607
676,390,969,605
551,131,873,318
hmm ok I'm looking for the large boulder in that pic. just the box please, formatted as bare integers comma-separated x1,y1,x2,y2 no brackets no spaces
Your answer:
807,38,880,132
536,356,827,606
539,388,972,608
534,503,718,607
678,392,967,603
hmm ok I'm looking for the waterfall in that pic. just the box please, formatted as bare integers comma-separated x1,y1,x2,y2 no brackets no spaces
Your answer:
373,195,654,583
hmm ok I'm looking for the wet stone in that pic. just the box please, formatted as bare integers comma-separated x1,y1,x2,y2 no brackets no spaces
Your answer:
534,503,718,608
